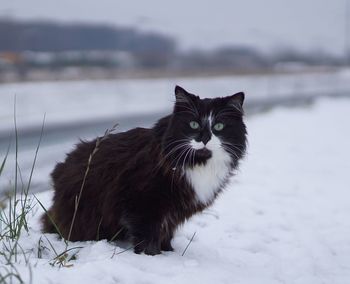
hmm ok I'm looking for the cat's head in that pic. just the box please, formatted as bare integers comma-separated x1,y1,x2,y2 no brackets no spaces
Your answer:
162,85,247,170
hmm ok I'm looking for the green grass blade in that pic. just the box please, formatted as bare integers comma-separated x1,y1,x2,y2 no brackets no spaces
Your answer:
16,114,46,235
25,114,45,196
0,143,11,177
42,234,59,257
33,194,65,242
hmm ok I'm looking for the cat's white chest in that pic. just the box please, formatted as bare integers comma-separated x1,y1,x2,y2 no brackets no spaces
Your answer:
185,145,231,205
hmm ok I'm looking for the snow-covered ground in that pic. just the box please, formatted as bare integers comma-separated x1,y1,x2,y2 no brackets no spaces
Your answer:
3,97,350,284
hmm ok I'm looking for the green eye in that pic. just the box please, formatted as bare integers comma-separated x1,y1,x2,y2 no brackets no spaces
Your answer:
189,121,200,129
213,122,224,131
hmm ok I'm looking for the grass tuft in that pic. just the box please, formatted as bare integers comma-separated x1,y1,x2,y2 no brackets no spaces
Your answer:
0,103,121,281
0,101,45,283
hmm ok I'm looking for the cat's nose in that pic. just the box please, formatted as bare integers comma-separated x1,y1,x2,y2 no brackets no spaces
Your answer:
202,133,211,145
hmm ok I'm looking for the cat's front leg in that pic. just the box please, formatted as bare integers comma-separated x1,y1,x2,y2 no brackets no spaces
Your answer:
131,221,162,255
161,238,174,251
160,227,174,251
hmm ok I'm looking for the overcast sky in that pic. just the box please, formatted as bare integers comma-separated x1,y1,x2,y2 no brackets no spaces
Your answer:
0,0,346,56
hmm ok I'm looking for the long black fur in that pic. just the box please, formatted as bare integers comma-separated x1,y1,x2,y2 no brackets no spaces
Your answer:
42,85,247,255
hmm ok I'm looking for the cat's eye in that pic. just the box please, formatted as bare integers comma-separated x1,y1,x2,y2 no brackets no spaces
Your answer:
213,122,224,131
189,121,200,130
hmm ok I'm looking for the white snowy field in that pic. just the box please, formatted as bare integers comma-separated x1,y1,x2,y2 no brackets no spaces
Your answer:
2,97,350,284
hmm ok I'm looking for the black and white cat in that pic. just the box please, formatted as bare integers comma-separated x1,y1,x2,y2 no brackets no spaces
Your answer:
42,85,247,255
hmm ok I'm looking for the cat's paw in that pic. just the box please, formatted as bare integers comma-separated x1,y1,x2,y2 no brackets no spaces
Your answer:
161,241,174,252
134,241,161,255
144,245,161,255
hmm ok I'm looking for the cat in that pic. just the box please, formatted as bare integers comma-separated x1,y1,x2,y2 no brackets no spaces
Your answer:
41,85,247,255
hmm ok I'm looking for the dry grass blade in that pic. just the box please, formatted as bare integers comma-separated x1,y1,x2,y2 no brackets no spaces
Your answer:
67,123,118,243
182,232,196,256
111,240,144,259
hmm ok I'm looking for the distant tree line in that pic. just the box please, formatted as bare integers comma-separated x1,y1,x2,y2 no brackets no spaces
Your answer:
0,19,175,54
0,18,344,81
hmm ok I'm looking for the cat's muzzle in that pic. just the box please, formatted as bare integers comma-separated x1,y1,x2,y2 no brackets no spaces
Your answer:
195,147,212,160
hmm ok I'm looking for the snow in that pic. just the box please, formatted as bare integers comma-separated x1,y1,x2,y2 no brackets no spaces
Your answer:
3,97,350,284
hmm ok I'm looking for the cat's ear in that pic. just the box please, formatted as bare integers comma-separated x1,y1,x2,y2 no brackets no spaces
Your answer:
174,85,198,113
174,85,197,103
175,85,189,101
227,92,245,110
